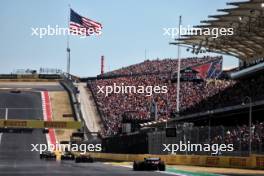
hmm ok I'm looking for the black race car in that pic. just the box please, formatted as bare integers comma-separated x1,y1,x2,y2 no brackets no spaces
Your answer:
10,89,21,93
40,151,56,160
61,151,75,160
75,154,94,163
133,158,165,171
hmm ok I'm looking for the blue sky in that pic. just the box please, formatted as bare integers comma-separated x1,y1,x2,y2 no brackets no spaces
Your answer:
0,0,240,77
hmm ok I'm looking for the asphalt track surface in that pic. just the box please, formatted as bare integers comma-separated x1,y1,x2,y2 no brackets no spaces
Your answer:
0,82,64,91
0,89,244,176
0,84,256,176
0,90,175,176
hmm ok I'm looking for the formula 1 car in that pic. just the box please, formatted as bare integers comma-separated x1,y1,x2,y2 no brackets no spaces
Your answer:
40,151,56,160
61,151,75,160
75,154,94,163
10,89,21,93
133,158,165,171
42,128,49,134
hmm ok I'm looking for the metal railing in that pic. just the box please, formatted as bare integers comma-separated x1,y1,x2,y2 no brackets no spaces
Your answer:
148,125,263,156
60,76,90,139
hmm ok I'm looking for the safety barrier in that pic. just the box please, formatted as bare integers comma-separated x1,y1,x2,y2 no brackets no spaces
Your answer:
60,78,91,141
87,153,264,169
0,119,82,129
0,79,59,82
0,74,62,81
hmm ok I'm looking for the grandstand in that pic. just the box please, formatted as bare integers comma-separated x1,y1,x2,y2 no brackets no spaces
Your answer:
86,55,264,156
102,56,222,77
84,0,264,159
87,56,228,135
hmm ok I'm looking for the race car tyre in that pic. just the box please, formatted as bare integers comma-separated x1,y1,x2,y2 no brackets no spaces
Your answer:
158,162,166,171
61,156,66,160
75,157,93,163
75,158,81,163
133,161,139,171
85,158,93,163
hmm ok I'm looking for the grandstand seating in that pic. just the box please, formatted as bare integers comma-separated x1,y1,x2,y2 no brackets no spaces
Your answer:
183,73,264,115
88,56,264,137
88,56,234,135
211,122,264,155
103,56,222,76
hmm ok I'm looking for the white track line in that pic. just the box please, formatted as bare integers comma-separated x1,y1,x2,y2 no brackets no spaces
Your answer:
104,163,182,175
41,92,51,147
0,133,2,145
0,88,32,90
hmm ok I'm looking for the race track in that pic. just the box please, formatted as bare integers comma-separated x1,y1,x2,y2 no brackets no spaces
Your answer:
0,90,231,176
0,88,230,176
0,89,175,176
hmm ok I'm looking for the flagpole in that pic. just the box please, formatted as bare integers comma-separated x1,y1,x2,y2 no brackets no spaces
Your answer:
66,4,71,78
176,15,182,114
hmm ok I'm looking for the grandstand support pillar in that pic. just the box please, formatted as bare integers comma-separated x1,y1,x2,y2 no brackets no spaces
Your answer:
242,96,252,156
249,98,252,156
5,108,8,120
169,16,182,115
208,117,211,144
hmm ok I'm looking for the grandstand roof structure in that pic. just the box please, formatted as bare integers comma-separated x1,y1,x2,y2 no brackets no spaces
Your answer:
176,0,264,62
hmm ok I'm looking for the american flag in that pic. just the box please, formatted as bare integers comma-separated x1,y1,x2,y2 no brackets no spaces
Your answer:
207,59,223,78
69,9,102,36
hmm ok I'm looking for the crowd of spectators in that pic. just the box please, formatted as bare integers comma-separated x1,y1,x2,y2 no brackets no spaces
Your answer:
176,122,264,155
183,74,264,114
211,122,264,154
103,56,222,77
87,56,264,136
88,56,233,135
89,77,235,136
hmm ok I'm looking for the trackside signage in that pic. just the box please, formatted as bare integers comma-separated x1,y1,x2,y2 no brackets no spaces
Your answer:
44,121,67,128
0,120,4,127
0,119,82,129
4,120,27,127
